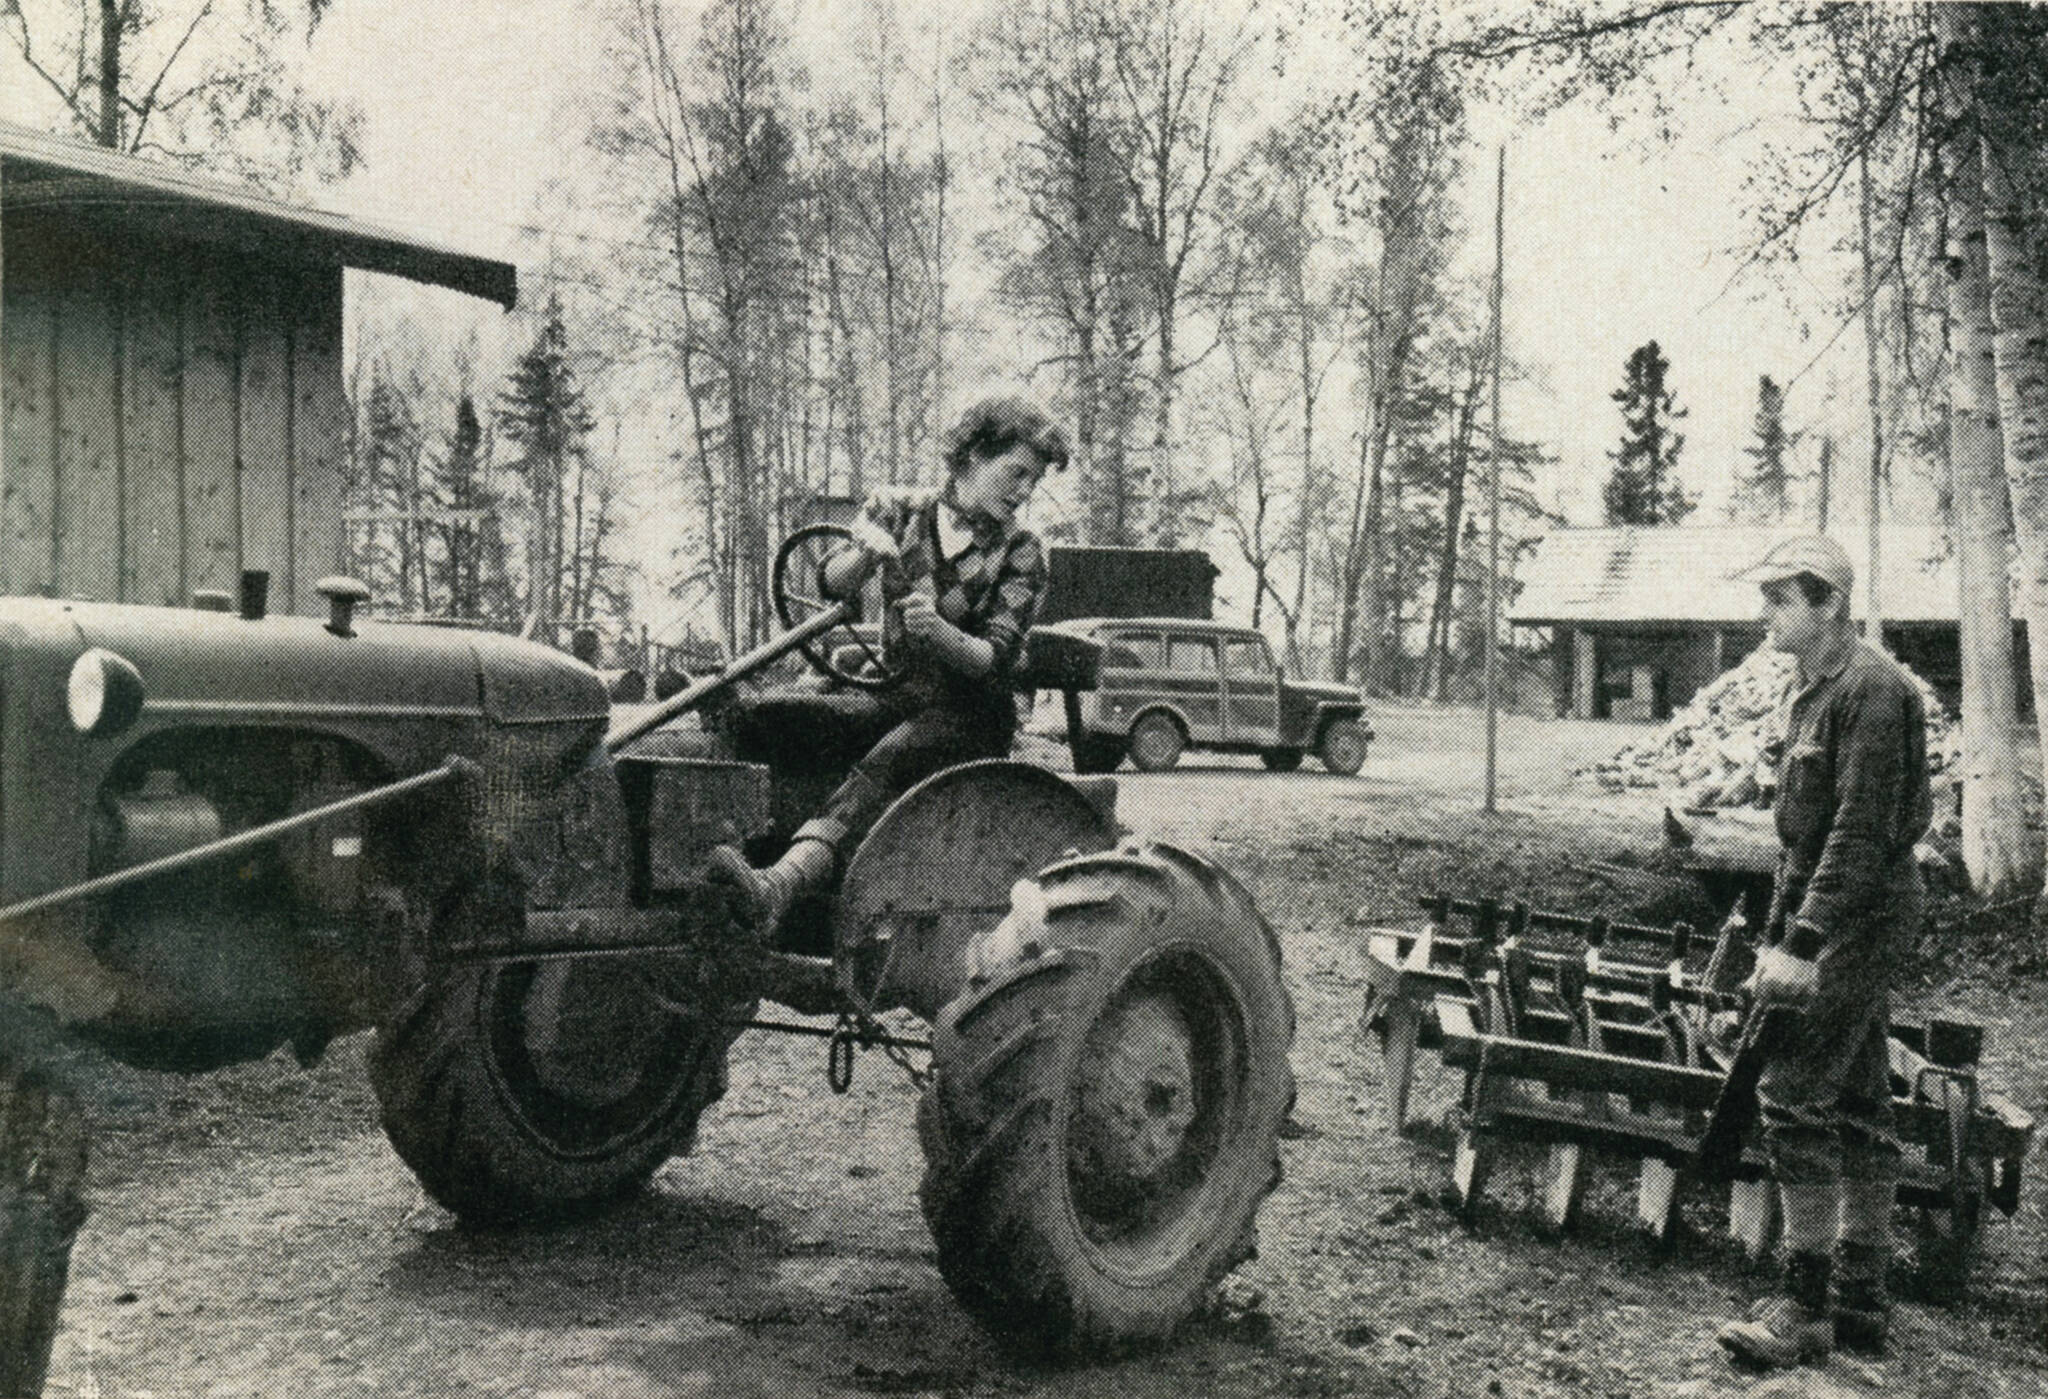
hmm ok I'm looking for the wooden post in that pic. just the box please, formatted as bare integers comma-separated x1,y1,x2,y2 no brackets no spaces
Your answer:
0,1067,88,1399
1572,629,1598,719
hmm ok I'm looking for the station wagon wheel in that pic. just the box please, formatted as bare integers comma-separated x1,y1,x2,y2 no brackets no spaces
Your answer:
772,523,901,690
1128,713,1185,772
1317,719,1368,775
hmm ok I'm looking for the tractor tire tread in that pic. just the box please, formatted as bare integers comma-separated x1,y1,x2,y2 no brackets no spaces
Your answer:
370,960,744,1225
919,841,1293,1356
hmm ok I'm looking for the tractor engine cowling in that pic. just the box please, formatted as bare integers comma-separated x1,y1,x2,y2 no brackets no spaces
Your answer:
0,592,611,1069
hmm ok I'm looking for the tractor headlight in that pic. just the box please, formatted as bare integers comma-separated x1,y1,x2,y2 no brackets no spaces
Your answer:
67,649,146,737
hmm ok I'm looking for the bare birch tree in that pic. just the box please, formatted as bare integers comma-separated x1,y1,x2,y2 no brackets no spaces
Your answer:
1933,1,2034,902
1974,1,2048,928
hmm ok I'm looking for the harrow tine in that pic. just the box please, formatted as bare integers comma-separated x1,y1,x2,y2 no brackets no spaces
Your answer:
1728,1177,1780,1259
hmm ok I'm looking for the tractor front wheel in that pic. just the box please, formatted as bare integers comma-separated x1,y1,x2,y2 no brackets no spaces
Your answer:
371,938,746,1224
918,842,1295,1354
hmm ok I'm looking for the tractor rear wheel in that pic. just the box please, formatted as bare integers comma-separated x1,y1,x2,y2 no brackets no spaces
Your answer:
918,842,1294,1354
371,898,747,1223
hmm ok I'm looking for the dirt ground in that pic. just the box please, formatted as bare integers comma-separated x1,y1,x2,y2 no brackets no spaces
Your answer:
40,701,2048,1399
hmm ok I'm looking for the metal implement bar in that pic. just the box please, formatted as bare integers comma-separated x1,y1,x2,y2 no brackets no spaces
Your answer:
605,602,853,754
0,757,475,927
1420,894,1691,951
735,1017,931,1053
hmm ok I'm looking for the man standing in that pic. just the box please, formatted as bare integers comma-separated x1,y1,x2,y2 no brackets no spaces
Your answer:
1716,535,1932,1370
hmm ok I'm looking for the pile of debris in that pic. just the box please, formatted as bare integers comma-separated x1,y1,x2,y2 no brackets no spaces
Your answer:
1580,646,1965,816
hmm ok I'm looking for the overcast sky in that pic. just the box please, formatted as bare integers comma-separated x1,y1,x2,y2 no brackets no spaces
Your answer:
301,0,1881,524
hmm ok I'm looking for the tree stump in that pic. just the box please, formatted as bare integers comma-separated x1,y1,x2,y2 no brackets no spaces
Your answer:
0,1064,87,1399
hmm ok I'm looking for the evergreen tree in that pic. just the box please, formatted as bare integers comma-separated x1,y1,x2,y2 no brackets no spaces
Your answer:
1603,339,1693,525
349,365,423,610
1731,373,1796,521
497,297,595,644
434,394,490,620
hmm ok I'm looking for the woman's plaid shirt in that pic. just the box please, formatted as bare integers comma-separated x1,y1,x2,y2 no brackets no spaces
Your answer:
842,486,1048,687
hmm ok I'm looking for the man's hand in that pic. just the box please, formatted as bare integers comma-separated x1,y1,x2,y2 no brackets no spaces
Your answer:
1747,945,1820,1005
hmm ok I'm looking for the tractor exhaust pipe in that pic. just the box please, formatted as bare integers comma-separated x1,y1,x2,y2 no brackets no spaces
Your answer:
604,602,853,755
0,757,478,927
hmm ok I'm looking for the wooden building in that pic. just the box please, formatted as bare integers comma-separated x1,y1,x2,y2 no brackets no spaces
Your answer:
1514,525,2023,719
0,121,514,615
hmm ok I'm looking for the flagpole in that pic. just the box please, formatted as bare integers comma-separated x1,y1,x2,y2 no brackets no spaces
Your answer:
1484,145,1506,815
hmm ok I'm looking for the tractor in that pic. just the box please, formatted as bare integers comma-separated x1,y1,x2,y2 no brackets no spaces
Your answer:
0,527,1295,1392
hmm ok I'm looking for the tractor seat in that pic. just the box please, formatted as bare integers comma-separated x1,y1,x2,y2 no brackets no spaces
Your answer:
714,686,902,774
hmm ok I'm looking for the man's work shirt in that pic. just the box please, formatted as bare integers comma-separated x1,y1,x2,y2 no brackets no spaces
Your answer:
842,487,1048,703
1767,640,1933,962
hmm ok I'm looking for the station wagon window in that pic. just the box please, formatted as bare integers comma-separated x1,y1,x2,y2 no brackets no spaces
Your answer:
1224,638,1274,677
1104,632,1161,668
1166,636,1219,674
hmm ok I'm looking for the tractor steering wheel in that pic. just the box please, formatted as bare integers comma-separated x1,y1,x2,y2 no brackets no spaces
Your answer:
772,523,904,691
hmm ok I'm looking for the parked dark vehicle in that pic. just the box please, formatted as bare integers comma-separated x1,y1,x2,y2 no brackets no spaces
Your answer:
1041,617,1371,775
0,533,1294,1382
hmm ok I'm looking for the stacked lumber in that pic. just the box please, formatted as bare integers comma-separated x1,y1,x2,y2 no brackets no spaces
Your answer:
1580,647,1964,818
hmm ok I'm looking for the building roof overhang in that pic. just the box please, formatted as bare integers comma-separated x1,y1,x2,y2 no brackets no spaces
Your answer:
0,121,515,308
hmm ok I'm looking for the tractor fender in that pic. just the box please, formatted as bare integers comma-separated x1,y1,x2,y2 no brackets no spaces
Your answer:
834,760,1118,1022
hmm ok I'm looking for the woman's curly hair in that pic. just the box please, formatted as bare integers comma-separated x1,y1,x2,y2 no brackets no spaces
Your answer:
941,397,1070,476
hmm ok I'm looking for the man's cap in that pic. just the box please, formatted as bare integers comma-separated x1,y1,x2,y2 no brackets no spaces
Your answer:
1730,534,1855,596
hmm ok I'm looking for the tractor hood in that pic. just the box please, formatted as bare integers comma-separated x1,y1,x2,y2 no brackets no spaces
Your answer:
2,597,606,727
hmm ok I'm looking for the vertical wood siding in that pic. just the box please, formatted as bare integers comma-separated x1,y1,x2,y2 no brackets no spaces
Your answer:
0,235,53,598
0,221,350,615
291,267,346,614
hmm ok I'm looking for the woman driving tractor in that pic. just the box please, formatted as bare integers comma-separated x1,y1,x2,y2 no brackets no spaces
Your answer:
709,396,1070,937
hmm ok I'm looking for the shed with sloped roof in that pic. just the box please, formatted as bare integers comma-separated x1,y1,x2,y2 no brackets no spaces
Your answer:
1512,525,2016,718
0,121,515,615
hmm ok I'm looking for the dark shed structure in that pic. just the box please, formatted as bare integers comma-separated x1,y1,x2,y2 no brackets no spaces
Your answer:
1513,525,2020,719
1038,547,1217,625
0,121,514,615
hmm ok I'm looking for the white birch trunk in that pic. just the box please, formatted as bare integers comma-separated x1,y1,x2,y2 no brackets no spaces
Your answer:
1978,16,2048,925
1938,1,2036,900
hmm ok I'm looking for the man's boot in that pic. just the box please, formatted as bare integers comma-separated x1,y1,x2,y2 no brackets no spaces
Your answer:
708,819,842,942
1719,1250,1834,1369
1833,1164,1896,1352
1833,1241,1889,1353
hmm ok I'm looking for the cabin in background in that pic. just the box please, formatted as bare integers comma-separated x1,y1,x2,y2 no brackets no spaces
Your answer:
1514,525,2029,719
0,121,514,615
